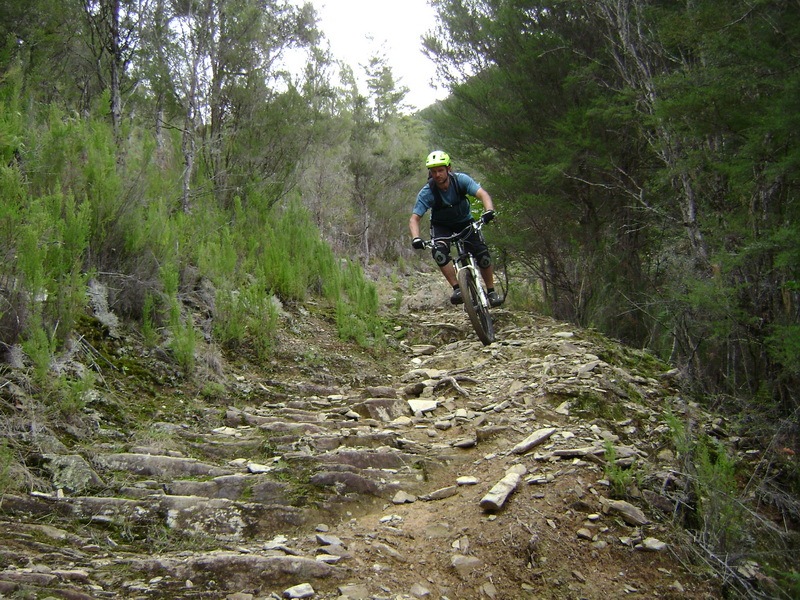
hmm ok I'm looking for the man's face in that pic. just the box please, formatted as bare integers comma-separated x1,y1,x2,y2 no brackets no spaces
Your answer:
431,166,450,188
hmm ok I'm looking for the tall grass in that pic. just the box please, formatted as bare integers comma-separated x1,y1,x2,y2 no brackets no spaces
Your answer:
160,261,196,373
603,440,635,498
336,260,383,347
238,198,385,349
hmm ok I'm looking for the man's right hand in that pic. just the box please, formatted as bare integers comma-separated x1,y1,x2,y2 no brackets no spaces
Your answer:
412,237,425,250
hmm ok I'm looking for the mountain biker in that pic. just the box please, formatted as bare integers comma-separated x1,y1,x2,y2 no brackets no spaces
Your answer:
409,150,502,307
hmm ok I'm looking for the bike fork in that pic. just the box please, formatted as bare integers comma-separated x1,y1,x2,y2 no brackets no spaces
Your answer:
467,260,489,309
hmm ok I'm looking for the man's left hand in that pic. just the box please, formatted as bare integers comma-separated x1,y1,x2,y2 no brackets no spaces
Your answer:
481,210,495,224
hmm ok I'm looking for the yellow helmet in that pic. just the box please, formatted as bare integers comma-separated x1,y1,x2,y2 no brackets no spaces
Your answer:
425,150,451,169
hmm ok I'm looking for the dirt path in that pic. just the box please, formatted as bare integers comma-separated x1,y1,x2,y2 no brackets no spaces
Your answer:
301,303,719,600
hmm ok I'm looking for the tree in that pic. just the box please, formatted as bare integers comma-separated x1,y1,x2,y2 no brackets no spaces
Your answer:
82,0,125,141
150,0,320,211
364,50,410,123
344,55,422,264
423,0,643,326
1,0,96,111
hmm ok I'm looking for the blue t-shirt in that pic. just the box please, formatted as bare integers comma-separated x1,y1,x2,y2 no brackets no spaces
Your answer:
413,172,481,226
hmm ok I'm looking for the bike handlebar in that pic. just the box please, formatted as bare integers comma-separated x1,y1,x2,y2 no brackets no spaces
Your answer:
421,218,486,249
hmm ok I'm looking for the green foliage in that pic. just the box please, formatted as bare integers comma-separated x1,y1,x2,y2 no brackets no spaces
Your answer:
336,260,384,347
258,201,322,301
213,283,279,360
774,570,800,599
232,199,385,350
141,293,159,348
198,228,238,285
243,288,280,360
664,411,692,458
1,0,404,363
199,381,226,399
0,439,16,495
424,0,800,419
666,412,747,555
54,370,96,417
765,324,800,378
1,113,102,353
0,64,23,165
159,262,196,373
693,436,747,554
6,186,90,370
603,441,635,499
568,390,626,421
168,320,197,374
21,317,55,385
764,225,800,380
213,287,247,348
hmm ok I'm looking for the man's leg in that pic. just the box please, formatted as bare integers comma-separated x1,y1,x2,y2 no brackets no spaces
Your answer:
480,265,494,289
440,262,458,287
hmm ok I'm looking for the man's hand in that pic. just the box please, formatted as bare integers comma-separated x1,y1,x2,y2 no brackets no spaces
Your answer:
412,237,425,250
481,210,496,224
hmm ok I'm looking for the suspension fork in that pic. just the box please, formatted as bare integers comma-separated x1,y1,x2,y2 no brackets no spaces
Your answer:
455,242,489,308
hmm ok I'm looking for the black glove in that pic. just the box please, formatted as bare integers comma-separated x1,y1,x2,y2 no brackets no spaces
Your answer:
412,237,425,250
481,210,496,224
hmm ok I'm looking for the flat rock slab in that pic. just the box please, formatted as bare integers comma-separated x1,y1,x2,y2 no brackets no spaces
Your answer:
351,398,410,421
511,428,557,454
128,553,337,591
95,453,234,478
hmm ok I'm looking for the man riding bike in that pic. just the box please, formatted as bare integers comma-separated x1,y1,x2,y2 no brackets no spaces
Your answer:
409,150,502,307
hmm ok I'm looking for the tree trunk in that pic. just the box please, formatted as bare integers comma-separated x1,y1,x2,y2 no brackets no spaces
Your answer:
181,39,201,214
593,0,708,266
108,0,121,143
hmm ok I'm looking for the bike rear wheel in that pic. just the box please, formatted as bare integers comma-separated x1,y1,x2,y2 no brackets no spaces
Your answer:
458,267,495,345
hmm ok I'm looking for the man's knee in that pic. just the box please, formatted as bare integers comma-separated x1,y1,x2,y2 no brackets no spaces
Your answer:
432,243,450,267
477,252,492,269
433,248,450,267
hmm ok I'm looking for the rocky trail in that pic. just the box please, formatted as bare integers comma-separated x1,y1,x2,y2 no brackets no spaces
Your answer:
0,275,731,599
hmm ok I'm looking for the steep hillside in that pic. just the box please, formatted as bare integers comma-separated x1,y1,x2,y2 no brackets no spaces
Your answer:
0,271,789,599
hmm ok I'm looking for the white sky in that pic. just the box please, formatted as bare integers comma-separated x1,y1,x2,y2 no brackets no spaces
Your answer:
303,0,448,110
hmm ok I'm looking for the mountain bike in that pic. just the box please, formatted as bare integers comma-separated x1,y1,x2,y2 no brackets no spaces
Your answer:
423,218,498,346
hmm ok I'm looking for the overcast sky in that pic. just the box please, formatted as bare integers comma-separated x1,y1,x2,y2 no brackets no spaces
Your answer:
304,0,448,110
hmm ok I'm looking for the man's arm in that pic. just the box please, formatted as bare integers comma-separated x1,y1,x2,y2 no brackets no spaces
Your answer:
476,187,494,212
409,213,422,239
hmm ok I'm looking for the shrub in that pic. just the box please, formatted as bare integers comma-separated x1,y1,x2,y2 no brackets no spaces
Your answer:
0,440,16,496
667,412,749,558
603,440,635,498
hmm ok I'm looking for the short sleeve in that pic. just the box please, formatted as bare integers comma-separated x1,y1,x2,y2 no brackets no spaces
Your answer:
413,186,434,216
456,173,481,196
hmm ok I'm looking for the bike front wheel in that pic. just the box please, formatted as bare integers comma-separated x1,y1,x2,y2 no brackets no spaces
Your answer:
458,267,495,345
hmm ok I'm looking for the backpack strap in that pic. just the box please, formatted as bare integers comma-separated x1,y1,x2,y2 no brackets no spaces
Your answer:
428,173,463,210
